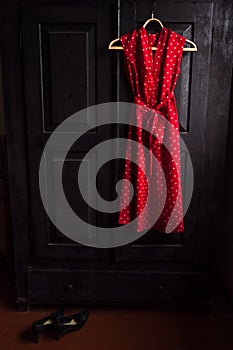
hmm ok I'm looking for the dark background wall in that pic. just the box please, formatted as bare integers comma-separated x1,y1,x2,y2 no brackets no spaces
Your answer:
218,70,233,302
0,61,4,136
0,56,7,256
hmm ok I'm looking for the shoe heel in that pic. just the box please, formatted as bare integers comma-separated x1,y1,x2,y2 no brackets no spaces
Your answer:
55,331,61,341
32,328,39,344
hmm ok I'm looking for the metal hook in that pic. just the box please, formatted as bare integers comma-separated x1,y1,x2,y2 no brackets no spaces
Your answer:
151,1,157,18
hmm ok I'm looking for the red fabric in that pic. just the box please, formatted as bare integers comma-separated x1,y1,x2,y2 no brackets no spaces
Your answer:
118,26,186,233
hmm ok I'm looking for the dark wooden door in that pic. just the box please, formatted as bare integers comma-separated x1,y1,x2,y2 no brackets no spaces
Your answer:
2,0,232,308
22,1,212,255
21,2,118,260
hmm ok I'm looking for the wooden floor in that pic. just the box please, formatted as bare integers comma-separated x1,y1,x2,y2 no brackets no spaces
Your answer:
0,263,233,350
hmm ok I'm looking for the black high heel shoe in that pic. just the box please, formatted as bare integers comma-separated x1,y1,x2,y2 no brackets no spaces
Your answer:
54,308,90,340
31,308,65,343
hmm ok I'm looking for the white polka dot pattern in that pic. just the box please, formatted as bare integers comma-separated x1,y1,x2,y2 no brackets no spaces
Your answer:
118,26,186,233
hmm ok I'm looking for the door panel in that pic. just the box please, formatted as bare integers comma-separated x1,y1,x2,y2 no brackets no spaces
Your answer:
40,22,97,131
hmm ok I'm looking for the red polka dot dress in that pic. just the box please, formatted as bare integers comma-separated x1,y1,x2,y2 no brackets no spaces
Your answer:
118,26,187,233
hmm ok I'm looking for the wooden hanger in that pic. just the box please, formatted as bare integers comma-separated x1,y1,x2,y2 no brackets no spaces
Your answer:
108,11,197,52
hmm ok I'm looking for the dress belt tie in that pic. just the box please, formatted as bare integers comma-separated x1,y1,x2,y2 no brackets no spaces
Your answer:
134,92,175,176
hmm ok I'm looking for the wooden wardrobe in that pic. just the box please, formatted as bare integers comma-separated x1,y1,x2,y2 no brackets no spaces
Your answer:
0,0,232,311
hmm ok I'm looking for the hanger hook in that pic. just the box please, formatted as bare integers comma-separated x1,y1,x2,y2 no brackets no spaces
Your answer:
151,1,157,18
